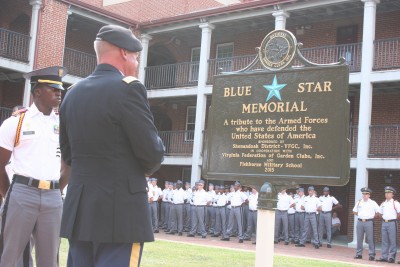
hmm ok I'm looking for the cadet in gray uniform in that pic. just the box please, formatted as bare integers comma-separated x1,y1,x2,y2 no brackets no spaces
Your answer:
287,192,296,243
206,183,216,234
149,178,162,233
376,186,400,263
0,67,69,267
212,185,227,238
244,187,258,244
294,188,305,244
318,186,341,248
183,182,192,232
167,180,186,235
353,187,380,261
274,188,294,245
221,181,248,243
188,180,211,238
296,186,321,249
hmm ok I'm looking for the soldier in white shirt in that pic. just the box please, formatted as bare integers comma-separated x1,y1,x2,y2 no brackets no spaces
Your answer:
183,182,192,232
188,180,211,238
353,187,380,261
294,188,305,244
295,186,322,249
319,186,341,248
376,186,400,263
274,188,294,245
221,181,248,243
167,180,187,235
244,187,258,244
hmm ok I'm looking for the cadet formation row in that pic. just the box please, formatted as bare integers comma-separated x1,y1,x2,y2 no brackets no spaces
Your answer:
148,179,400,264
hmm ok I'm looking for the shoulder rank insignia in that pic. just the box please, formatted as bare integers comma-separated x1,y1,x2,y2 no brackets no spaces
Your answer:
122,76,138,84
12,108,28,117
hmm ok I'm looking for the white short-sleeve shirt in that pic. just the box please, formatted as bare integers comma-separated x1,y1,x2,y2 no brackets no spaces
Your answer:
353,198,380,219
380,199,400,220
0,104,60,181
319,195,339,212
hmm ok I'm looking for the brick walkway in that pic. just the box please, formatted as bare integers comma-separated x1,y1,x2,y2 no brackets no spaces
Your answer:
155,231,396,266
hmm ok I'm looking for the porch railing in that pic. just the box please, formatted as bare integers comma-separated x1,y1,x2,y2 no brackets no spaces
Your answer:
349,125,358,158
373,37,400,70
63,48,97,78
369,125,400,157
158,130,194,156
145,62,199,89
0,107,13,125
0,28,30,62
294,42,362,72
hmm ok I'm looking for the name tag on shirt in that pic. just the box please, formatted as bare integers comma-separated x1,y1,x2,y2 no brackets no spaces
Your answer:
23,131,35,135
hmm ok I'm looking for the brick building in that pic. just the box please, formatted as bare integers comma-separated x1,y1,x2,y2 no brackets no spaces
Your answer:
0,0,400,247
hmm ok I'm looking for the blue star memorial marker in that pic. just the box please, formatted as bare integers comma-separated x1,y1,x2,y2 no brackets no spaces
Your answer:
263,75,287,102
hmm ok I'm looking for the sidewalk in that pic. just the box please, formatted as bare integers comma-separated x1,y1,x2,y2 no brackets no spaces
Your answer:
155,231,396,266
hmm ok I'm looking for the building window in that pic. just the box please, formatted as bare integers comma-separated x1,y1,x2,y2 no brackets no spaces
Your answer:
182,168,192,183
216,43,234,72
190,47,200,82
185,106,196,141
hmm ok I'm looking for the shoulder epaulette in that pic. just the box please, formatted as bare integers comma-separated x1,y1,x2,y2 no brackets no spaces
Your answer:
67,83,75,90
12,108,27,117
122,76,139,84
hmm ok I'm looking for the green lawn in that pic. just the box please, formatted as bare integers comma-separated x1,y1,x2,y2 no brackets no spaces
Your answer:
57,239,364,267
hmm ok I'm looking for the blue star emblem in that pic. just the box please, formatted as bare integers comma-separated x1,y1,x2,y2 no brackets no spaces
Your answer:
263,75,287,102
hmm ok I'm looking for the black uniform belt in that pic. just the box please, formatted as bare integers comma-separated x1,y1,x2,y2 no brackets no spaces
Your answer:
321,211,332,213
249,210,257,212
277,210,288,212
305,212,316,214
174,203,184,205
382,219,397,223
195,205,206,207
231,206,242,208
358,218,374,222
288,213,295,215
13,174,59,190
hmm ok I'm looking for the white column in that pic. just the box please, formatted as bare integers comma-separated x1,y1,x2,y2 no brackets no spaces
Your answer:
23,0,42,107
138,34,152,82
190,22,214,185
272,10,289,30
349,0,379,248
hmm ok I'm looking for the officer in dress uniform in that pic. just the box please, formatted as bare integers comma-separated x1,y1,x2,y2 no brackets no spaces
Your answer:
167,180,186,236
244,187,258,244
318,187,341,248
188,180,211,238
59,25,164,267
294,188,305,244
353,187,380,261
296,186,321,249
0,66,70,267
274,188,294,245
221,181,248,243
376,186,400,263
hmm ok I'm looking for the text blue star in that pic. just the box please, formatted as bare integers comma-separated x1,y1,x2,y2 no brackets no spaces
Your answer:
263,75,287,102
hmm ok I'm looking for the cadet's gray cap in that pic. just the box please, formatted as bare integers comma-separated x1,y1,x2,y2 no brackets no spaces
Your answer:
308,186,315,191
323,187,330,192
234,181,241,186
209,183,214,187
198,180,205,185
96,25,143,52
177,180,183,184
298,187,304,192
